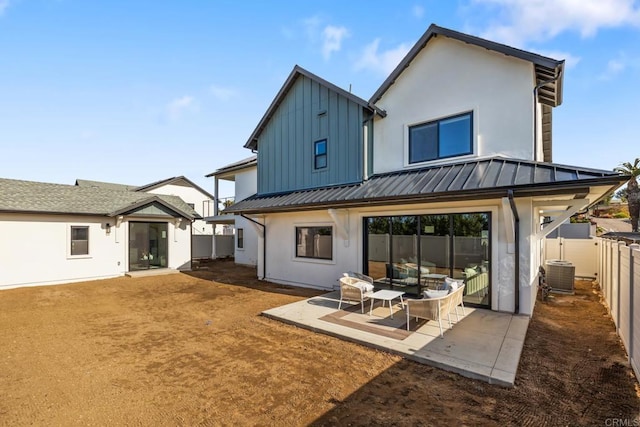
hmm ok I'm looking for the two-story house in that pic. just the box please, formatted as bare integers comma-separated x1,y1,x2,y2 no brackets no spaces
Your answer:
205,156,258,265
223,24,626,316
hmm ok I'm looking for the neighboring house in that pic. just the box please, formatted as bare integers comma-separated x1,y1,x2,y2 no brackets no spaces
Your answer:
76,176,215,235
204,156,258,265
0,178,197,289
221,24,627,316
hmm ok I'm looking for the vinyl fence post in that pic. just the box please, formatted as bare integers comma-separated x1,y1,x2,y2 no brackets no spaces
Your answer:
629,244,639,366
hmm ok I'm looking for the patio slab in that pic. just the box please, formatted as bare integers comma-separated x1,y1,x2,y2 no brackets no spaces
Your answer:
262,291,529,387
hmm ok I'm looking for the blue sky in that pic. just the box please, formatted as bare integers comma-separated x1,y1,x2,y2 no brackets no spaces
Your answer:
1,0,639,197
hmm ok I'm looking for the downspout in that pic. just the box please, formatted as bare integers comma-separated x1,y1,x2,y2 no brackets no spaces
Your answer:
241,214,266,280
507,190,520,314
533,70,562,160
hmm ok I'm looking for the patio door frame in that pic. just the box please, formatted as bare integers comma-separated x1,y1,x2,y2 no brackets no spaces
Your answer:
128,221,169,271
363,211,492,308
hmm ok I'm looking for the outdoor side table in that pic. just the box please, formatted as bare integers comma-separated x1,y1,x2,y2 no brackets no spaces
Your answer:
369,289,405,319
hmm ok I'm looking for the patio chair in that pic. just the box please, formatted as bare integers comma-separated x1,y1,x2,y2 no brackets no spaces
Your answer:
448,283,466,322
405,292,453,337
338,273,375,313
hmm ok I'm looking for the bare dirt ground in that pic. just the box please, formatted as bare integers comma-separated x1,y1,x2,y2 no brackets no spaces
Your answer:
0,259,638,426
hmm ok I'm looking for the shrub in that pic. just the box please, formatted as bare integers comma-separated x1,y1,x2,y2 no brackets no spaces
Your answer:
613,212,630,219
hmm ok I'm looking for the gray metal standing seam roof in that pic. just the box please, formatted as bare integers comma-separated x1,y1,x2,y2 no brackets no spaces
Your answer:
0,178,198,219
205,155,257,177
223,157,627,214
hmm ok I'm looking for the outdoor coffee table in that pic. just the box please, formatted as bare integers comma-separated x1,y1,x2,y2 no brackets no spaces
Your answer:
369,290,405,319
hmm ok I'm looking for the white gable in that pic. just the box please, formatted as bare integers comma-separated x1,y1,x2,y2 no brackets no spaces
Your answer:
372,36,536,174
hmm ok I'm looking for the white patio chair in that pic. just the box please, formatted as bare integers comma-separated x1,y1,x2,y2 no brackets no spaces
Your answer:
338,273,374,313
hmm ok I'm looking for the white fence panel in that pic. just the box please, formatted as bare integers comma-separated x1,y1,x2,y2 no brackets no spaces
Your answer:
214,235,234,258
604,240,612,310
545,238,561,261
611,242,621,324
192,235,213,259
632,246,640,380
619,246,632,350
544,238,597,278
562,239,597,278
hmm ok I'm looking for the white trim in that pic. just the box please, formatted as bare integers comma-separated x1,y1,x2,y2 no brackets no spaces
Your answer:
236,227,245,251
66,224,92,260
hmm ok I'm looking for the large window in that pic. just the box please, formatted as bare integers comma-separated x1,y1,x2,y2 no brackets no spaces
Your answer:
365,213,490,307
314,139,327,169
295,226,332,260
237,228,244,249
409,112,472,163
70,226,89,256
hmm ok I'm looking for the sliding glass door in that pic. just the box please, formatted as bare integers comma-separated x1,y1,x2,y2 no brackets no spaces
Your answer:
129,222,168,271
364,212,490,307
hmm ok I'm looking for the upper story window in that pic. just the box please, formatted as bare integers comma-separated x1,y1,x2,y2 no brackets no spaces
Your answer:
314,139,327,169
409,112,472,164
70,226,89,256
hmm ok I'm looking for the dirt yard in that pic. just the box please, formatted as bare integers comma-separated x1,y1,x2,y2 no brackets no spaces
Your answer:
0,259,638,426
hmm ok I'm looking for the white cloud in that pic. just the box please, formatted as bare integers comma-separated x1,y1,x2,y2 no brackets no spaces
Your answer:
599,56,627,80
412,5,425,19
209,85,236,101
165,96,196,121
322,25,349,60
0,0,10,16
354,38,411,76
531,49,581,69
303,15,322,40
473,0,640,46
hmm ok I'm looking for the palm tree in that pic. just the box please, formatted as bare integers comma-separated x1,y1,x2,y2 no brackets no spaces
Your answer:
615,158,640,232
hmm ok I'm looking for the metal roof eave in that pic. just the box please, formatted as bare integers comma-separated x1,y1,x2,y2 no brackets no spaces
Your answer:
224,174,626,216
205,156,257,178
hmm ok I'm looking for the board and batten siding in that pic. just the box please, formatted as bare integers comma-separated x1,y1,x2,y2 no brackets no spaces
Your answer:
257,75,365,195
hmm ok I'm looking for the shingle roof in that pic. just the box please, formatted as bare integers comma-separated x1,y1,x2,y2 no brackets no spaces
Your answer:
224,157,626,214
76,175,215,201
75,179,138,191
0,178,198,219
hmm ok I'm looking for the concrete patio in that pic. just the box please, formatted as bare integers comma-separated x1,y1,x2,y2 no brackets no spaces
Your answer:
263,291,529,387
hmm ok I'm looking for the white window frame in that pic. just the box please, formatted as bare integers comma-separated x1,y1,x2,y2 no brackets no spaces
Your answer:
237,228,244,250
67,224,91,259
292,223,335,265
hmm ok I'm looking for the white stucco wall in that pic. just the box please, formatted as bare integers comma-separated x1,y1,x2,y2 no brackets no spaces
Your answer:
372,36,536,174
234,167,257,202
147,183,214,235
0,214,123,289
0,213,192,289
226,166,259,266
234,215,259,266
168,219,193,271
260,198,537,313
